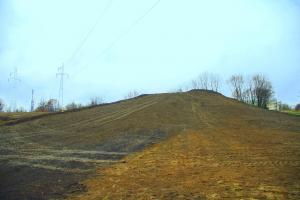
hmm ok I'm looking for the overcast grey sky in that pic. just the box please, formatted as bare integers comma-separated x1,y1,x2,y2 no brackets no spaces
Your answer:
0,0,299,110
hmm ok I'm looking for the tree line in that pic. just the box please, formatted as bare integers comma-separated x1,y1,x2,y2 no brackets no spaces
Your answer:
181,72,298,111
0,75,298,112
0,89,140,113
228,74,273,109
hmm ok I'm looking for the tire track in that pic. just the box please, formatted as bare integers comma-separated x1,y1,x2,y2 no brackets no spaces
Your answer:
6,160,93,173
94,101,158,127
0,99,158,141
0,147,128,156
77,100,158,128
218,160,300,167
62,97,158,128
0,155,120,164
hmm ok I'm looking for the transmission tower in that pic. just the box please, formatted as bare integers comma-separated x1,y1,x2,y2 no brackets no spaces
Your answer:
56,64,68,110
8,67,21,111
31,89,34,112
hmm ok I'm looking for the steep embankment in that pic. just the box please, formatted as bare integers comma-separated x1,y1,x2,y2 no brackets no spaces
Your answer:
1,91,299,199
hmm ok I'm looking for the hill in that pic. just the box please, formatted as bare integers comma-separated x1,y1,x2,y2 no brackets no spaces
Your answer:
0,90,299,199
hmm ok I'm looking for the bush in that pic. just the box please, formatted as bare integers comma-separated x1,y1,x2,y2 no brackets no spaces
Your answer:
295,104,300,111
35,99,59,112
280,103,291,111
15,107,26,112
124,90,139,99
89,97,103,106
66,102,82,110
0,99,5,112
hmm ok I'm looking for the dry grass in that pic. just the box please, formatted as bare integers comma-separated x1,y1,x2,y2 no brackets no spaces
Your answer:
0,112,47,125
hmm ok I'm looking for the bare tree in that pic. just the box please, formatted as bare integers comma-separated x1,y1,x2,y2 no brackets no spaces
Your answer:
89,97,103,106
124,90,139,99
228,74,245,101
242,77,256,104
66,102,81,110
35,99,59,112
175,87,183,93
47,99,59,112
252,74,273,109
228,74,273,109
35,99,48,112
191,72,221,92
199,72,209,90
191,79,200,90
248,78,256,105
209,73,221,92
0,99,5,112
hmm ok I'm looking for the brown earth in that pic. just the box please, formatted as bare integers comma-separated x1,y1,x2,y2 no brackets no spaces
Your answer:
1,90,300,199
71,128,300,199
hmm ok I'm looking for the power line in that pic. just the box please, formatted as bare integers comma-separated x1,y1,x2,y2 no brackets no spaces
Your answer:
55,1,112,108
65,0,113,66
73,0,162,77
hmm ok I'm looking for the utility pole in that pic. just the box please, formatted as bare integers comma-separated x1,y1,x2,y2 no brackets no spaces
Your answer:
56,63,68,110
8,67,21,111
31,89,34,112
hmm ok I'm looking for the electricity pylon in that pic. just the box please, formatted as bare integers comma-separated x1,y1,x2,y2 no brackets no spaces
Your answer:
56,63,68,110
8,67,21,111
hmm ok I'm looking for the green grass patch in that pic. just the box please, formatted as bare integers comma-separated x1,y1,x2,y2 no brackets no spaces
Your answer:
284,110,300,116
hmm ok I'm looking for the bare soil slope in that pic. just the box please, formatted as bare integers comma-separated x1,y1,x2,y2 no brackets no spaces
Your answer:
1,91,299,199
73,125,300,199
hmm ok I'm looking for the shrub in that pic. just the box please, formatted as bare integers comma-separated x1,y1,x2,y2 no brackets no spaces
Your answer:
0,99,5,112
295,104,300,111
